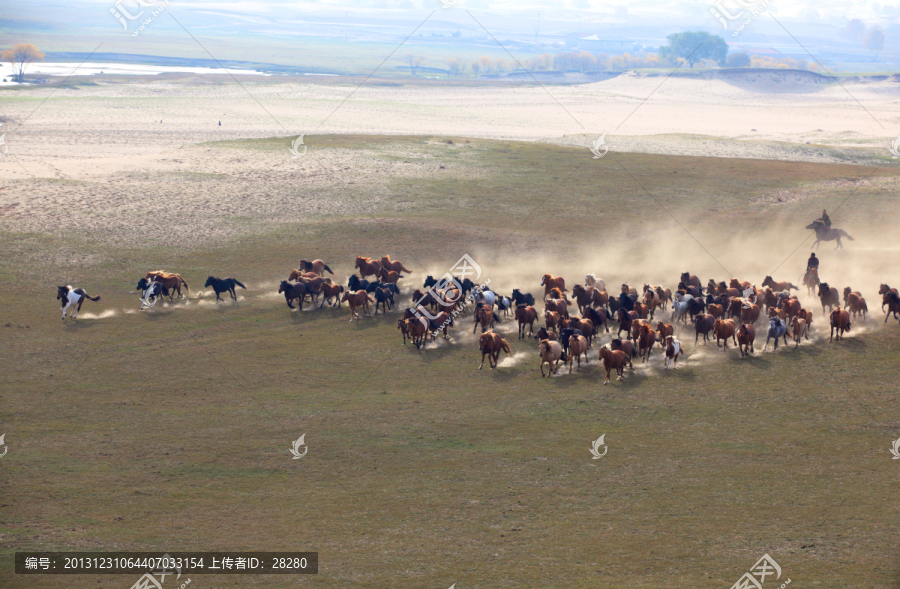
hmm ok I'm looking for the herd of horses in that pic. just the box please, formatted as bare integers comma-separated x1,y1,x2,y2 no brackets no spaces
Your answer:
57,258,900,384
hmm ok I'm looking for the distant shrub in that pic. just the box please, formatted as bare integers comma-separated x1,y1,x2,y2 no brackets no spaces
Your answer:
726,53,751,68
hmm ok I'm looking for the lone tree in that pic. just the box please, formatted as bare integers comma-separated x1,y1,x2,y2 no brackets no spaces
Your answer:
726,52,751,67
659,32,728,68
404,53,424,76
2,43,44,83
865,26,884,52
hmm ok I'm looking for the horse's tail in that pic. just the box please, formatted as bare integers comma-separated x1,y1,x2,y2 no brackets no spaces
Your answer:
86,293,101,301
501,339,511,355
789,283,798,290
323,264,334,275
180,276,190,290
367,294,376,304
841,229,855,241
400,264,413,273
233,279,246,289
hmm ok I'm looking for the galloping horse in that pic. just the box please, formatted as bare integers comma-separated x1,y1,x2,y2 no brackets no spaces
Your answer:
376,267,403,285
319,283,344,308
278,281,308,310
204,276,246,302
584,307,612,334
879,284,899,311
541,274,567,300
763,317,788,351
145,271,189,299
380,255,413,274
803,267,820,296
664,337,682,369
791,317,809,347
882,291,900,323
289,269,320,282
136,278,168,310
341,290,375,322
57,285,101,319
762,276,798,293
638,324,658,362
829,306,851,341
585,274,606,291
843,288,868,321
817,282,841,316
298,259,334,276
737,323,755,357
354,257,382,279
515,304,538,339
599,345,628,384
713,318,737,351
609,338,636,368
680,272,702,290
539,339,564,377
806,220,854,250
694,314,715,344
478,331,511,370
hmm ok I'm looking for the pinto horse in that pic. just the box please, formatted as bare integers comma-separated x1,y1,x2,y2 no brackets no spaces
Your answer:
298,259,334,276
354,257,382,279
818,282,841,316
279,281,308,310
342,290,375,322
515,304,538,339
145,271,189,299
380,255,413,274
737,323,755,357
539,339,564,377
478,331,511,370
664,337,682,369
204,276,246,302
541,274,567,300
829,307,851,341
57,285,101,319
599,346,628,384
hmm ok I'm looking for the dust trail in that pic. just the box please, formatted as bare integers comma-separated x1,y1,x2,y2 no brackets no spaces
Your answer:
497,351,529,368
78,309,118,320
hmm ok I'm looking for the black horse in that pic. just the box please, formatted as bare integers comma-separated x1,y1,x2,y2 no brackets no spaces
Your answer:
348,275,369,292
365,281,399,296
373,287,394,315
687,297,707,321
136,278,170,308
511,289,535,306
583,306,611,334
618,292,637,312
559,328,584,356
278,280,308,310
807,220,854,250
204,276,246,302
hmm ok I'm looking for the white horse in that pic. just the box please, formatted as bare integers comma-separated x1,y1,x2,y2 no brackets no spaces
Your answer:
57,285,101,319
585,274,606,292
475,290,498,308
671,299,689,324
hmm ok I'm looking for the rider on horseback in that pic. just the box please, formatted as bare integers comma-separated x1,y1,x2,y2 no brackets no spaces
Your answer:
818,209,831,228
804,252,819,282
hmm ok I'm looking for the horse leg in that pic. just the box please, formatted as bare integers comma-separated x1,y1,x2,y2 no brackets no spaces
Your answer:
479,351,486,370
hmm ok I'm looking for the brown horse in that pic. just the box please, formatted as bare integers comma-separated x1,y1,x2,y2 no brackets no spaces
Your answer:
539,339,564,377
377,267,403,285
341,290,375,322
298,276,330,304
707,303,724,319
655,286,672,310
680,272,701,290
404,317,428,349
656,321,674,346
713,318,737,351
609,338,636,368
541,274,567,300
617,307,636,340
631,318,649,342
844,289,868,321
818,283,840,316
829,307,851,341
516,304,538,339
289,269,320,282
599,346,628,384
354,257,382,279
397,318,411,344
791,317,809,347
567,317,596,347
319,283,344,308
572,285,605,313
633,302,649,319
380,255,413,274
544,298,570,319
730,278,751,291
544,310,562,333
803,267,820,296
878,284,899,310
548,287,568,302
762,276,798,293
779,297,801,319
278,280,308,310
478,331,511,370
642,289,662,320
737,323,755,357
565,335,590,373
740,304,761,325
882,291,900,323
694,314,715,344
638,324,658,362
145,271,189,299
474,304,495,334
298,259,333,276
534,327,557,341
798,308,814,329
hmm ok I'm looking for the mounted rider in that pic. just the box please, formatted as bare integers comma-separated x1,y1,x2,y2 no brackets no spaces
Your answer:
803,252,819,282
818,209,831,229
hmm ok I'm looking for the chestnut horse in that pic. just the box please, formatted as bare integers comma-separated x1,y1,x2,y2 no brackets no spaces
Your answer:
829,307,851,341
380,255,413,274
617,307,637,340
680,272,701,290
404,317,428,349
584,307,612,334
844,289,868,321
883,291,900,323
535,327,557,341
377,267,403,285
791,317,809,347
474,304,495,334
567,317,596,347
762,276,798,293
298,259,333,276
740,304,761,325
516,304,538,339
565,335,590,373
545,298,569,319
609,338,636,368
544,310,562,333
572,285,604,314
737,323,755,357
541,274,567,300
599,346,628,384
289,269,320,282
878,284,899,311
354,257,382,279
539,339,564,377
817,282,841,316
397,318,411,344
145,271,189,299
341,290,375,322
638,324,658,362
713,318,737,351
479,331,511,370
656,321,674,346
